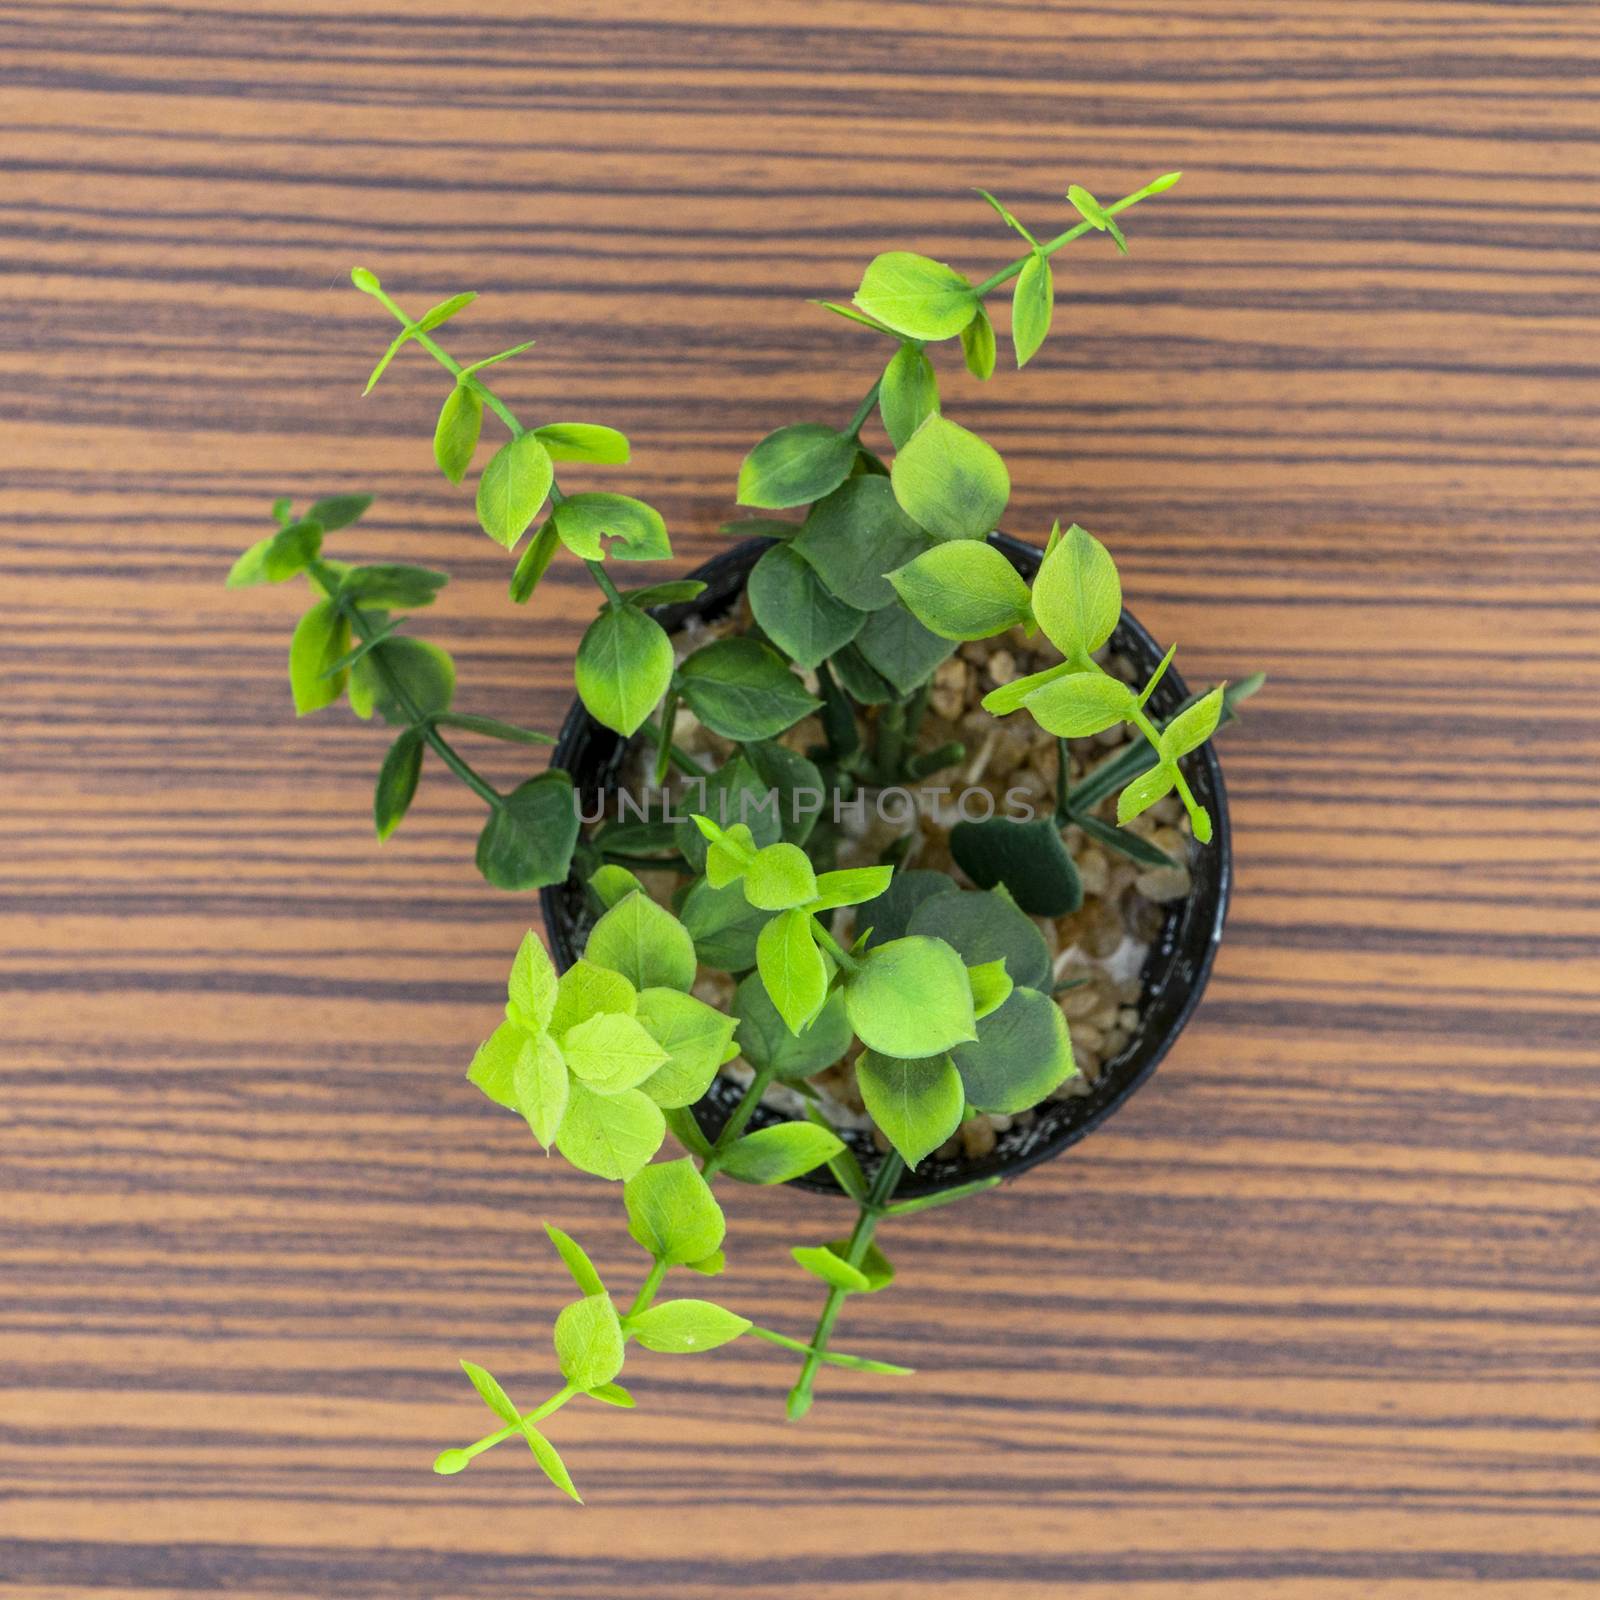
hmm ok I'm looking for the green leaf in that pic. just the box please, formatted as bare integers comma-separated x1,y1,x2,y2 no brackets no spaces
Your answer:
718,1120,846,1184
844,936,976,1058
508,929,559,1031
1022,669,1137,738
555,1081,665,1180
743,842,818,912
742,740,826,848
855,1051,966,1168
679,876,769,971
854,252,980,341
475,771,579,891
306,494,372,531
791,476,932,611
807,865,894,912
960,304,997,380
466,1019,532,1112
338,563,449,609
432,1449,471,1476
831,1238,893,1290
948,817,1083,917
589,864,643,910
552,492,670,562
831,643,899,704
521,1422,583,1503
584,890,697,993
627,1298,750,1354
634,987,738,1108
1031,522,1121,663
435,712,554,746
433,384,483,484
737,424,857,510
952,986,1077,1114
685,1251,724,1276
1067,184,1127,252
693,814,763,888
574,605,673,739
856,868,961,948
745,1324,913,1374
373,727,424,841
475,433,553,549
458,338,536,378
560,1011,670,1095
1115,762,1177,827
887,540,1032,642
508,517,560,604
1161,685,1226,759
553,1292,625,1389
460,1359,519,1424
981,659,1073,717
662,1104,712,1159
550,957,637,1035
228,518,324,587
544,1222,606,1297
733,976,851,1081
415,291,477,333
879,342,940,450
588,1381,634,1407
719,516,801,540
747,542,867,670
513,1030,569,1146
886,1174,1003,1215
623,579,708,608
676,638,820,742
534,422,630,464
811,297,900,334
288,600,350,715
852,600,956,694
349,636,455,725
791,1244,870,1293
1070,810,1180,870
966,958,1014,1021
756,907,828,1035
890,415,1010,543
1012,249,1053,367
624,1157,726,1265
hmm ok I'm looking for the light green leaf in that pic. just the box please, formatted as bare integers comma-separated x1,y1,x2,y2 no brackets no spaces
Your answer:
588,1381,634,1408
552,492,669,562
288,600,350,715
1067,184,1127,252
574,605,673,738
966,959,1014,1021
879,342,940,450
854,251,979,341
544,1221,606,1297
676,637,820,742
1161,684,1226,759
890,415,1010,543
718,1120,845,1184
733,977,851,1081
792,476,933,610
960,303,997,380
584,890,697,993
811,297,900,334
432,1449,471,1476
855,1050,966,1168
560,1010,669,1094
852,600,956,694
947,816,1083,918
589,864,643,910
228,518,324,588
555,1080,665,1180
807,866,894,912
1012,250,1053,367
457,338,536,377
952,986,1077,1114
1022,669,1137,738
521,1422,583,1503
433,384,482,484
624,1157,726,1265
886,1175,1003,1215
415,291,476,333
634,988,738,1109
685,1251,724,1276
533,422,630,464
627,1298,750,1354
981,659,1073,717
887,539,1032,642
467,1019,532,1112
743,842,818,912
513,1030,568,1146
508,930,558,1031
756,907,828,1035
475,772,579,891
508,517,560,604
373,727,423,841
553,1292,625,1389
791,1244,870,1293
475,432,553,550
460,1359,519,1424
747,542,866,670
1030,522,1122,663
699,817,760,890
844,936,976,1058
737,423,857,510
1115,762,1177,827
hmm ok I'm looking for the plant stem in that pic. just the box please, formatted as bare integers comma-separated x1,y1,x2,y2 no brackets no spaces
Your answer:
786,1150,906,1418
638,716,708,778
585,558,623,607
875,699,907,783
699,1061,779,1180
626,1259,669,1319
810,917,860,975
844,378,883,440
1054,736,1073,827
310,559,503,811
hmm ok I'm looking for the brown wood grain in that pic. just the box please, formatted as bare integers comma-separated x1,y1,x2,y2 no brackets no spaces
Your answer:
3,0,1599,1594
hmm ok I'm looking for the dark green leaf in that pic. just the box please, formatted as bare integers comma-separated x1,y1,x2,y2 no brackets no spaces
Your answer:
306,494,373,531
676,638,819,742
374,727,424,841
622,579,707,609
948,817,1083,917
791,476,932,611
508,517,560,604
338,563,449,609
733,976,851,1081
1070,810,1179,869
679,876,770,971
476,771,580,891
857,868,960,947
674,755,782,871
906,887,1051,991
952,985,1077,1113
434,712,554,746
827,643,897,705
879,342,940,450
748,542,867,670
433,384,483,484
741,740,826,847
349,636,455,725
852,600,956,694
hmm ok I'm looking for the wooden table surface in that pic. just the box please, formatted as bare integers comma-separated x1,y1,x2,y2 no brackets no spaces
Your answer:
5,2,1598,1595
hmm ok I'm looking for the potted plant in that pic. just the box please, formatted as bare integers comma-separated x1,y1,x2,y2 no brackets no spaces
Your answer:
230,171,1260,1499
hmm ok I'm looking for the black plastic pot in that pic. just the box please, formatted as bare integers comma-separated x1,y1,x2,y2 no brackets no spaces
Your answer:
541,534,1230,1199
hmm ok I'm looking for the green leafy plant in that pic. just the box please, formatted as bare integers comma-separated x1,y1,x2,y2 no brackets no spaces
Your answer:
232,170,1262,1496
